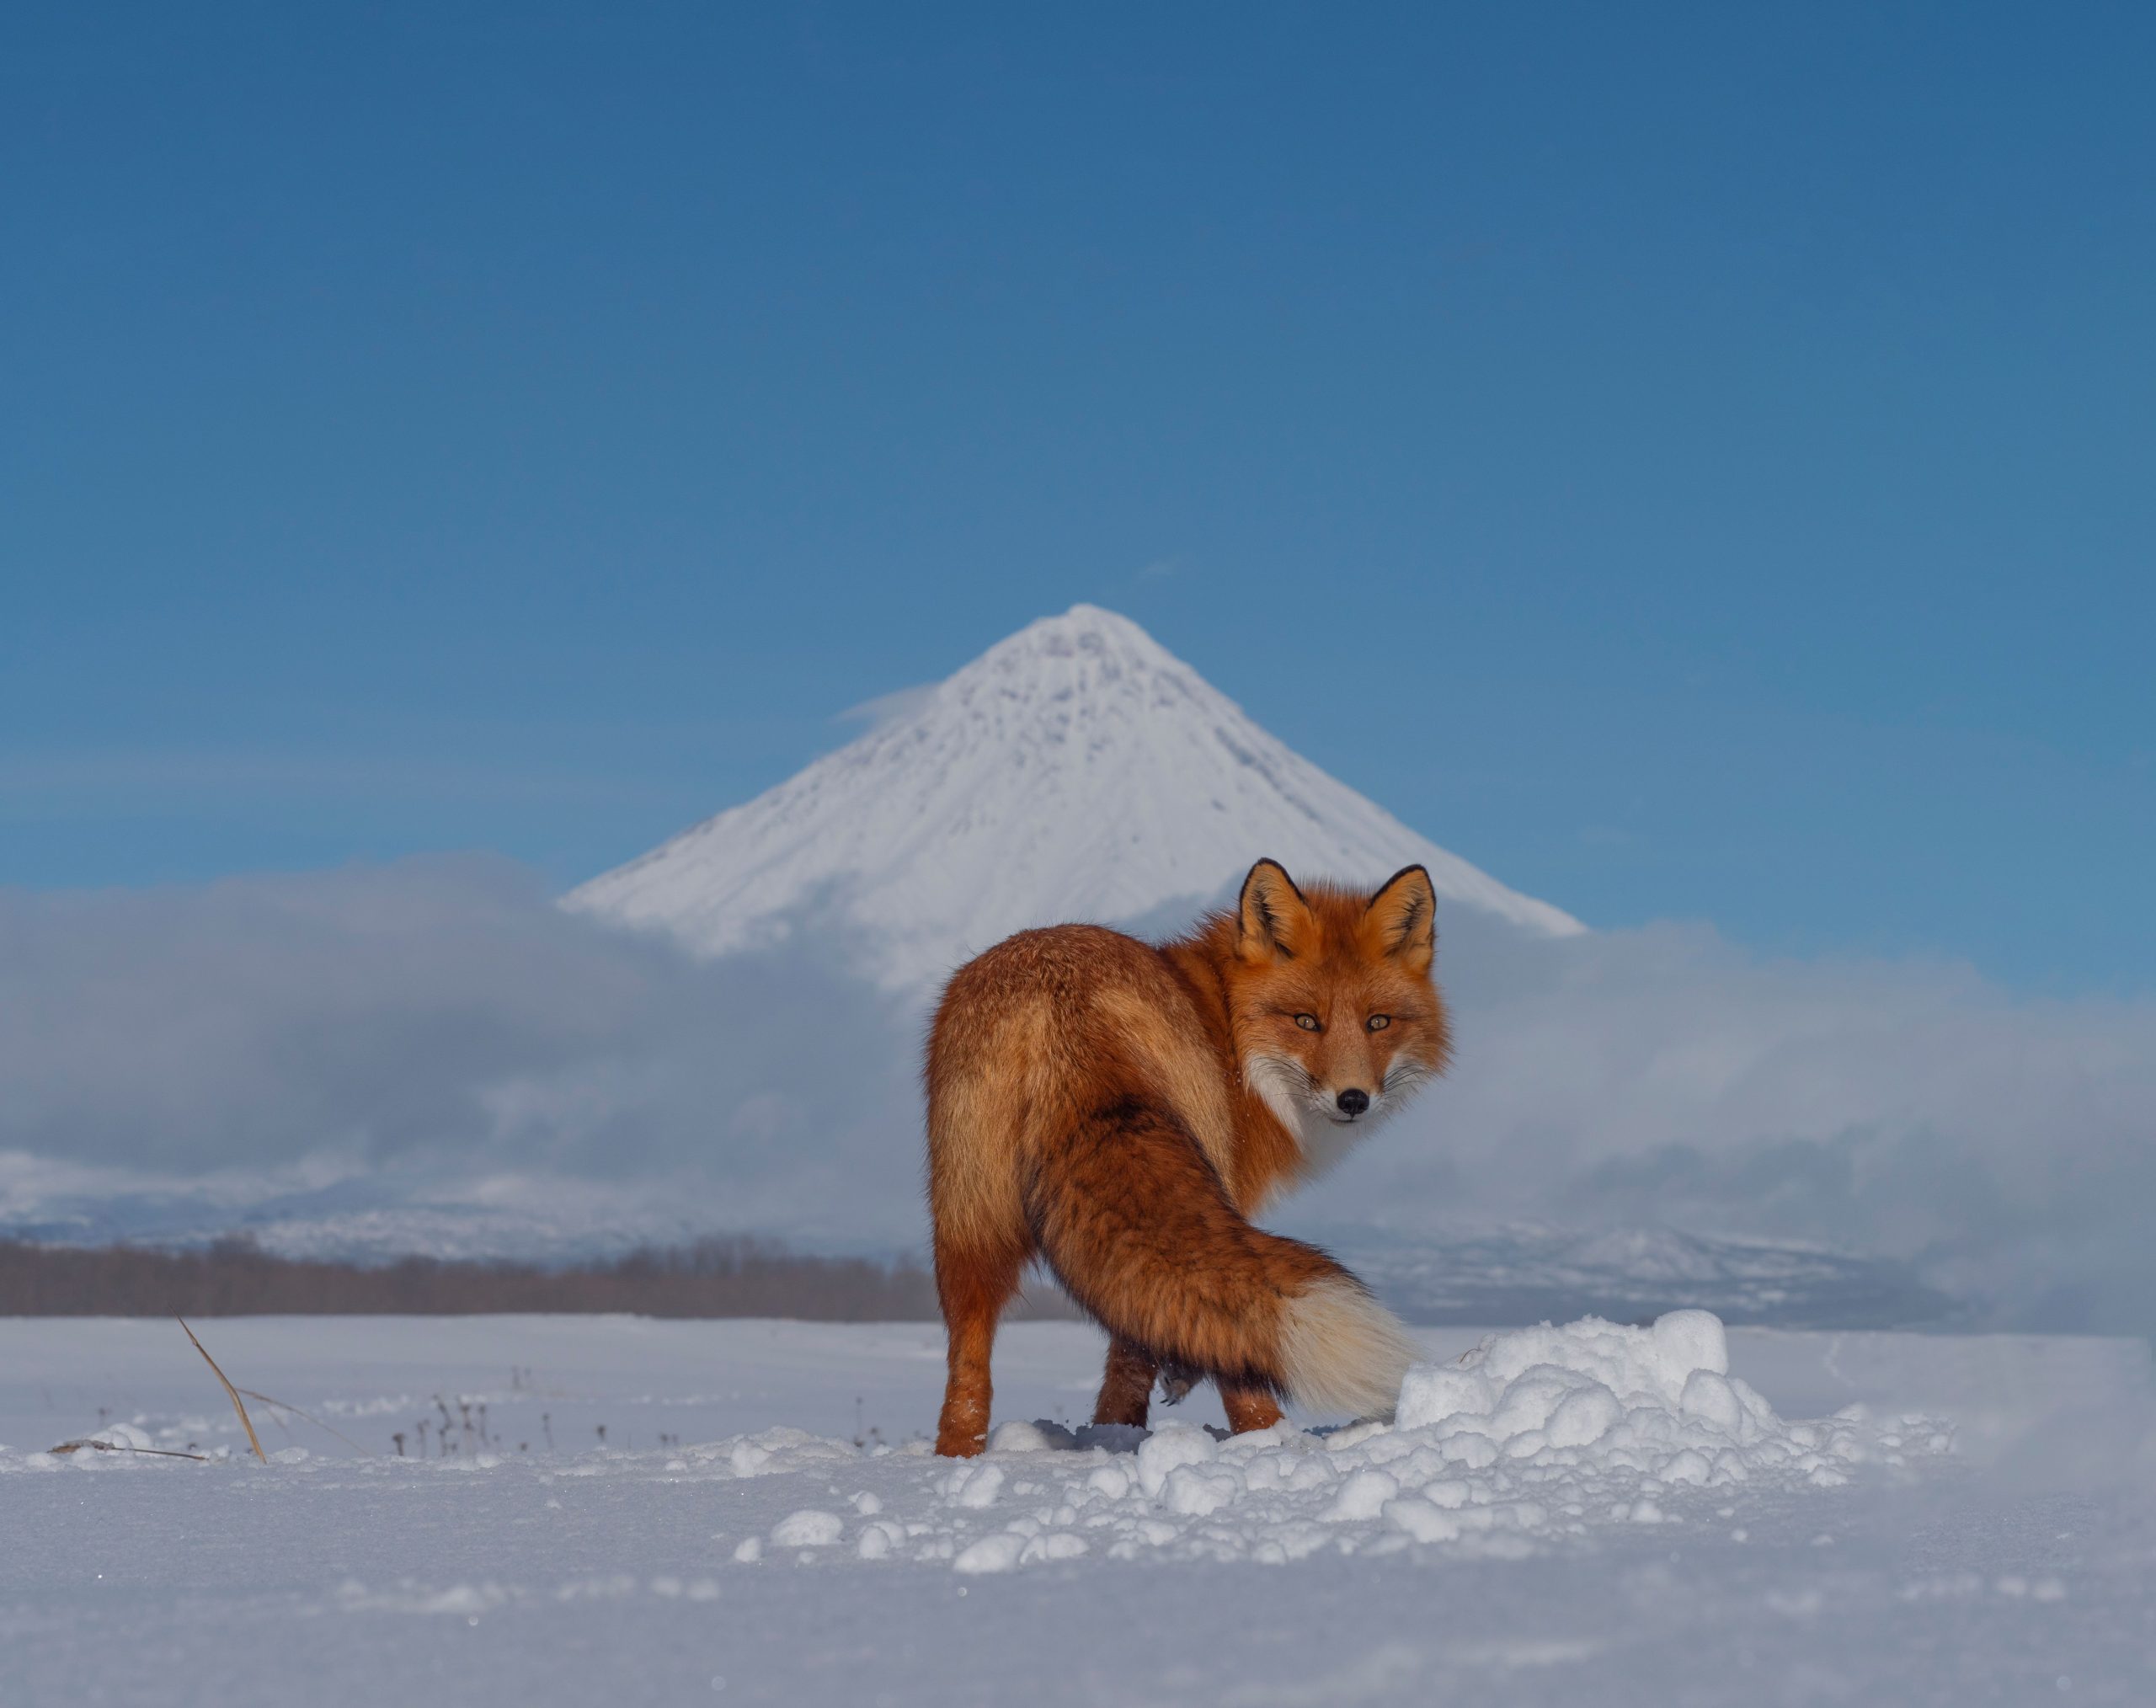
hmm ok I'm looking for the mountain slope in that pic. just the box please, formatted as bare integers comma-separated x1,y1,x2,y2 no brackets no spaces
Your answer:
567,605,1582,988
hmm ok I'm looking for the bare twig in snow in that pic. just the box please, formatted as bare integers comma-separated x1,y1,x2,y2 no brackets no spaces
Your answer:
49,1438,208,1460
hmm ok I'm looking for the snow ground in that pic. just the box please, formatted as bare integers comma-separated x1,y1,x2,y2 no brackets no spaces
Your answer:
3,1316,2153,1705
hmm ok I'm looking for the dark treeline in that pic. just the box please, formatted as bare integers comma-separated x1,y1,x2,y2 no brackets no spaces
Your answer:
0,1236,1053,1320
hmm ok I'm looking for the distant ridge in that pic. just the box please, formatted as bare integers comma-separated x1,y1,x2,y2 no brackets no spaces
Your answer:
568,605,1582,987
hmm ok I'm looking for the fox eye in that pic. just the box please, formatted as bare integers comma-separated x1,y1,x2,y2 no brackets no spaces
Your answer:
1366,1015,1391,1032
1293,1013,1321,1032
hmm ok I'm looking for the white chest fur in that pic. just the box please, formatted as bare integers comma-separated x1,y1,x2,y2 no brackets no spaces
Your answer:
1243,1054,1391,1185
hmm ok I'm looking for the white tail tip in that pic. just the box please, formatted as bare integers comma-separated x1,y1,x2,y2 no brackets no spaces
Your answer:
1278,1276,1418,1418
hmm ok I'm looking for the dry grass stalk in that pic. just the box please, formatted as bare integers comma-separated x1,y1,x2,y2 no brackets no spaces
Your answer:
236,1387,372,1456
178,1316,266,1463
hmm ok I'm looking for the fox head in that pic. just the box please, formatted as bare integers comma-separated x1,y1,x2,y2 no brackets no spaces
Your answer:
1222,858,1453,1166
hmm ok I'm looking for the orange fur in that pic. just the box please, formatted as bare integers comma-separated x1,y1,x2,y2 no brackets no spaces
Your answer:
926,859,1451,1455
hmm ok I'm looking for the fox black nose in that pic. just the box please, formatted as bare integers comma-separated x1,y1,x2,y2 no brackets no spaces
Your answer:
1336,1087,1370,1117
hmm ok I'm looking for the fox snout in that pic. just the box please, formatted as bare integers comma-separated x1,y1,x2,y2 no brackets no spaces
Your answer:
1334,1087,1370,1118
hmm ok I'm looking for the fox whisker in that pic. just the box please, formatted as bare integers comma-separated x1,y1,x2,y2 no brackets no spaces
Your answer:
1383,1059,1437,1099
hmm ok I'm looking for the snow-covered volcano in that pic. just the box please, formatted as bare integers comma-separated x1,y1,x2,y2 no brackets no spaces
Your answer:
567,606,1582,988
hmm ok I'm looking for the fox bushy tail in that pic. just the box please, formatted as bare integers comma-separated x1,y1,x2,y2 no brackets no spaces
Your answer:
1025,1096,1416,1417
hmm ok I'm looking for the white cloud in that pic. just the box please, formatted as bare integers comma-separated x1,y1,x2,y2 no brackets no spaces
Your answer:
1291,915,2156,1331
0,857,913,1195
3,862,2153,1329
834,683,940,730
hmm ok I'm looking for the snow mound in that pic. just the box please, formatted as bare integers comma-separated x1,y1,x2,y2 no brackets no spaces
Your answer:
708,1312,1951,1572
1395,1310,1780,1472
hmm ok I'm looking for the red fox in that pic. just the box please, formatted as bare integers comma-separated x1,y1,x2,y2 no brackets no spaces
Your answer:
926,858,1452,1457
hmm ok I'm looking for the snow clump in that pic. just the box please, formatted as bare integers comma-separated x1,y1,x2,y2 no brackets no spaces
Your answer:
696,1312,1949,1573
1393,1308,1783,1476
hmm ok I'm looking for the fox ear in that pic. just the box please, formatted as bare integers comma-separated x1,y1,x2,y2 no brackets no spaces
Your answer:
1237,858,1313,963
1364,865,1437,971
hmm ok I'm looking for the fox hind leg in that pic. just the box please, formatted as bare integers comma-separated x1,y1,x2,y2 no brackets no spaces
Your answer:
1097,1349,1283,1434
1092,1337,1158,1428
1219,1380,1284,1434
934,1238,1022,1458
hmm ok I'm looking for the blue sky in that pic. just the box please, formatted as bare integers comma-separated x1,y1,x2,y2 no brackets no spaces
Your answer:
4,3,2151,991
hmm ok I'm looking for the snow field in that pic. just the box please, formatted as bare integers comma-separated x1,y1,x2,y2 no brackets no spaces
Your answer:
0,1311,1950,1588
3,1315,2150,1706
